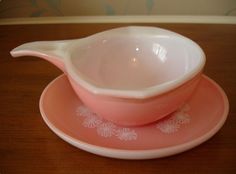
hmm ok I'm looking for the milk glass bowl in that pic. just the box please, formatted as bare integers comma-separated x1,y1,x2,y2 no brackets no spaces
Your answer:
11,26,205,126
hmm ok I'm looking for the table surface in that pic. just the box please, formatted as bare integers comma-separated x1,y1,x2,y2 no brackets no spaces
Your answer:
0,23,236,174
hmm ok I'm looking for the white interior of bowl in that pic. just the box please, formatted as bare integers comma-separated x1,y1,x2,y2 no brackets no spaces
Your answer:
67,27,205,98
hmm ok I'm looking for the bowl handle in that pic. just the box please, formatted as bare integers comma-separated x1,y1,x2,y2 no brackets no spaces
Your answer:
10,40,71,73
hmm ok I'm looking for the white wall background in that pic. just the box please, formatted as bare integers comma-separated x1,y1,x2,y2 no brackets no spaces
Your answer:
0,0,236,18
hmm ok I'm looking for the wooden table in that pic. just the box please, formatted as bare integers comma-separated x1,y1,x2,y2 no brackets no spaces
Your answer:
0,24,236,174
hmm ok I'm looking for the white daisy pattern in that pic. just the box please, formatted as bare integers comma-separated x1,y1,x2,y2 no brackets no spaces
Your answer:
76,103,191,138
82,115,102,128
171,111,190,124
76,105,94,117
76,105,137,141
156,104,191,134
97,122,116,137
156,119,180,134
116,128,137,141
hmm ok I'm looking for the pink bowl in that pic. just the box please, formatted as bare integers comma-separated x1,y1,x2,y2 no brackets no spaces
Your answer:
11,26,205,126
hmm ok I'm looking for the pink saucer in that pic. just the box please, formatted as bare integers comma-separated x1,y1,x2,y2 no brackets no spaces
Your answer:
39,74,229,159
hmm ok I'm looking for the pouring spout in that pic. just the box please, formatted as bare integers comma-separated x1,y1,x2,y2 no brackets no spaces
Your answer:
10,40,70,73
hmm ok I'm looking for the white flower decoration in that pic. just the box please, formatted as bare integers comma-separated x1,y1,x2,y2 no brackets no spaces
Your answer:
156,103,191,134
116,128,137,141
171,111,190,124
156,120,180,134
76,105,137,140
76,106,93,117
97,122,116,137
82,115,102,128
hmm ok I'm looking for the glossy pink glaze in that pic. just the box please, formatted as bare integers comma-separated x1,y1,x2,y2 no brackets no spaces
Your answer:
11,27,206,126
68,74,201,126
39,74,229,159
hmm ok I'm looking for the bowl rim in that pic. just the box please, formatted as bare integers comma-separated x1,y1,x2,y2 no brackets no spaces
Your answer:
65,26,206,99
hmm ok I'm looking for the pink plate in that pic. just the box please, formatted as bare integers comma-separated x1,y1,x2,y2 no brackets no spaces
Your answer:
39,74,229,159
